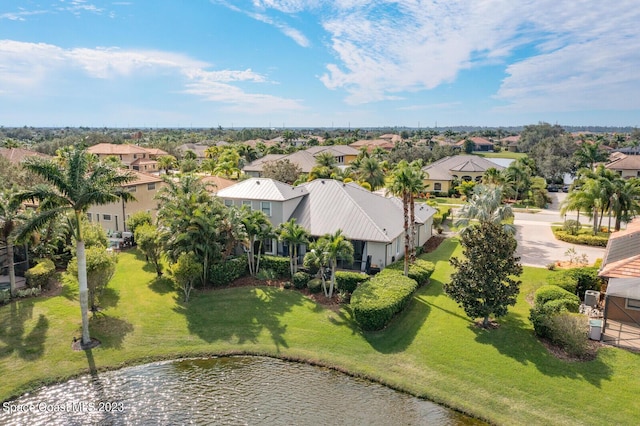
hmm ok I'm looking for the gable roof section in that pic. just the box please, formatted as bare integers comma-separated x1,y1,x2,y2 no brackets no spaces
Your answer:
124,170,163,187
291,179,435,243
605,155,640,171
216,177,308,201
243,151,318,174
87,143,149,156
0,147,50,163
305,145,360,156
423,155,504,181
599,219,640,278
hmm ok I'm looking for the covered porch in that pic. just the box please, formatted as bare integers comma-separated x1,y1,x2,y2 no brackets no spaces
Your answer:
602,278,640,351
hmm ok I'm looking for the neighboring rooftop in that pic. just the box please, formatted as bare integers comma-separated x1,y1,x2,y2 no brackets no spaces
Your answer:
422,155,504,180
216,177,308,201
0,147,51,163
291,179,435,242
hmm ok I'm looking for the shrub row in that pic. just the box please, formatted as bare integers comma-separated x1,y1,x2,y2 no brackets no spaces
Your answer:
351,271,418,331
547,267,602,298
209,256,248,287
307,278,323,293
335,271,369,293
25,259,56,289
0,287,42,304
385,258,435,285
530,284,589,357
260,256,291,278
534,285,580,308
552,229,608,247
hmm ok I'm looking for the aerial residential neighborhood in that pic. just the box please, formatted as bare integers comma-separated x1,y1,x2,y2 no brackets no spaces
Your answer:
2,0,640,423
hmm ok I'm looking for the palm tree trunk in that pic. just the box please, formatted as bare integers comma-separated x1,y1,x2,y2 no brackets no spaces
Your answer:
77,240,91,345
592,208,599,235
292,245,298,275
7,241,16,298
256,240,263,275
403,192,409,277
409,193,416,263
329,261,336,298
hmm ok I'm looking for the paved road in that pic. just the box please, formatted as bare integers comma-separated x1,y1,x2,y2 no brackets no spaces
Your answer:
513,192,605,267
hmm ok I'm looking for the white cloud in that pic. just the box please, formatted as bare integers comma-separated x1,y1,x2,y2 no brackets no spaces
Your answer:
0,9,47,21
0,40,305,113
228,0,640,113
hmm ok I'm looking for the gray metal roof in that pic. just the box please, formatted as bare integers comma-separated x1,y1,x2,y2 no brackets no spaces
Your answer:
423,155,505,180
606,278,640,299
291,179,436,242
216,178,308,201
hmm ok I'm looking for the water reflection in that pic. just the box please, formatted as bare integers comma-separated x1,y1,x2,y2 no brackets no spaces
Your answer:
4,356,482,425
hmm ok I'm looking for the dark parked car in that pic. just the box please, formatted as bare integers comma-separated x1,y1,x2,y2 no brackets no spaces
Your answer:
562,185,570,192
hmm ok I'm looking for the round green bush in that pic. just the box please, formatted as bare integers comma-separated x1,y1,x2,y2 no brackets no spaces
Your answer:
307,278,323,294
534,285,579,306
293,271,310,289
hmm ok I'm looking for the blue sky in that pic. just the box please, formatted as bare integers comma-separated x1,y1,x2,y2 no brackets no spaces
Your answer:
1,0,639,128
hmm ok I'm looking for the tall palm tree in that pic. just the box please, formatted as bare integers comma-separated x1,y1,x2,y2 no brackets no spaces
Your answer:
386,161,425,274
573,141,609,171
611,178,640,231
455,184,515,235
0,189,24,297
157,155,177,174
277,218,309,277
156,174,223,287
356,157,385,190
17,148,135,346
322,230,354,298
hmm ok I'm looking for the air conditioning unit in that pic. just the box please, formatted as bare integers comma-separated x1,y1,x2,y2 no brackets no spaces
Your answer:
584,290,600,307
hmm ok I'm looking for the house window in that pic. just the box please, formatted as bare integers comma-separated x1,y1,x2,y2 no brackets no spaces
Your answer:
224,199,233,207
242,200,252,209
133,154,138,159
103,214,112,221
87,213,92,221
128,186,137,192
434,182,442,191
261,201,271,216
147,183,156,190
263,238,274,254
626,298,640,310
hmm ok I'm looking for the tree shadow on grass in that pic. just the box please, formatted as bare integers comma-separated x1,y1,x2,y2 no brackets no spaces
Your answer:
90,314,134,350
363,293,432,354
148,276,174,294
0,298,49,362
174,286,305,354
472,312,614,387
97,287,120,311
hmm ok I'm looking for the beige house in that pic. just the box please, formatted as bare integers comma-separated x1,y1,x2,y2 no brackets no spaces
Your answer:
604,154,640,179
87,143,168,173
422,155,504,194
86,171,164,233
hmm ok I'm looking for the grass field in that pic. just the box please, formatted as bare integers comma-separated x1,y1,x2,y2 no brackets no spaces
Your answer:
475,151,527,160
1,244,638,425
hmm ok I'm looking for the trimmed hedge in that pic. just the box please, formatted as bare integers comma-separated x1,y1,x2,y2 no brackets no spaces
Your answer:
385,258,435,285
552,229,608,247
534,285,580,307
260,256,291,278
548,267,602,298
209,256,248,287
293,271,311,289
351,271,418,331
335,271,369,293
25,259,56,289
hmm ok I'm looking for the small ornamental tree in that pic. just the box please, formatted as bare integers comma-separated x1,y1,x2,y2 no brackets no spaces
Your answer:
444,222,522,328
134,223,164,276
172,252,202,302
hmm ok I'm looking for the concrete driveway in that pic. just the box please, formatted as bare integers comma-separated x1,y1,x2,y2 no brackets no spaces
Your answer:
514,192,605,267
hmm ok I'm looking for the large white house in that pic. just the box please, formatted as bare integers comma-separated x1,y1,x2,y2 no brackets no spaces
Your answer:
216,178,436,272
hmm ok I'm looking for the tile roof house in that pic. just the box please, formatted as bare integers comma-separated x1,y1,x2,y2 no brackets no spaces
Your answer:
0,147,51,163
455,137,495,152
598,218,640,349
87,143,168,173
242,146,359,178
217,178,436,271
86,170,165,233
422,155,505,194
604,154,640,179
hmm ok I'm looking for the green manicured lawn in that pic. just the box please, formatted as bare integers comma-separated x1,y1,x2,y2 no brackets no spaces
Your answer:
475,151,527,160
1,245,639,425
